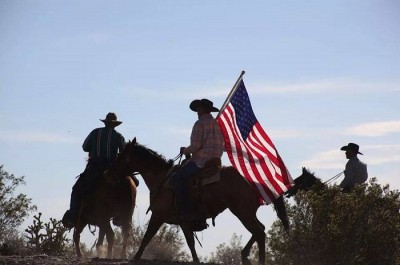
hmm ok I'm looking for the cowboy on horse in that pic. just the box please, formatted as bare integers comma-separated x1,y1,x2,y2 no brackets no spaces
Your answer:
171,98,225,230
339,142,368,192
62,112,138,229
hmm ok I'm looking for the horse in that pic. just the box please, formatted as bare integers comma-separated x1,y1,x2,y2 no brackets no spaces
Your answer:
104,138,289,265
285,167,323,197
72,167,137,259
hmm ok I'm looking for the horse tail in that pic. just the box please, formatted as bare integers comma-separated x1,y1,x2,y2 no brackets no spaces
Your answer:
125,176,136,228
129,176,137,215
273,196,289,233
125,176,137,244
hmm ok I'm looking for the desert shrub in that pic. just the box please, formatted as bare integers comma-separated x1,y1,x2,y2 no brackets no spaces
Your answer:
0,231,26,255
0,165,36,255
207,233,262,265
208,233,245,265
112,222,189,261
25,212,72,256
267,178,400,265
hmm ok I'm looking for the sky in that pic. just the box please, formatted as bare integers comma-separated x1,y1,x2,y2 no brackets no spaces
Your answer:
1,0,399,259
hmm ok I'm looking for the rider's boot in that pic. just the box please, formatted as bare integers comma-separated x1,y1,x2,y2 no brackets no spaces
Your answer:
62,184,81,229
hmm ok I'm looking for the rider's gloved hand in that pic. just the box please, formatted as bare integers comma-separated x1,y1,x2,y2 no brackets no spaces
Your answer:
180,147,186,155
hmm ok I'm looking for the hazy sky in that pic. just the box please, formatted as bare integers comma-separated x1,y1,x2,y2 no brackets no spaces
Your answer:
1,0,399,258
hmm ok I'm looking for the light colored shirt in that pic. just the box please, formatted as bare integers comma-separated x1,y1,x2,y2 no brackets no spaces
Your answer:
183,114,225,168
340,157,368,189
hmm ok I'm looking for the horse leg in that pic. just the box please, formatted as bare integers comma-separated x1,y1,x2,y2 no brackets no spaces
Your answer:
240,218,265,264
134,215,163,260
96,228,106,258
119,219,131,259
73,223,86,258
231,208,266,265
181,224,199,263
104,222,115,259
241,236,256,264
244,218,265,265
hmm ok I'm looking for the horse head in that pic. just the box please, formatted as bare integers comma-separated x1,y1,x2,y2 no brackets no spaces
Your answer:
104,137,139,185
105,137,174,185
285,167,322,197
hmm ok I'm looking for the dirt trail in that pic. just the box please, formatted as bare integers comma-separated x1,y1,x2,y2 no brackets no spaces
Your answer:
0,255,213,265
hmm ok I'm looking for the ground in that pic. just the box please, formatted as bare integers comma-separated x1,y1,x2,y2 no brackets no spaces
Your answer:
0,255,215,265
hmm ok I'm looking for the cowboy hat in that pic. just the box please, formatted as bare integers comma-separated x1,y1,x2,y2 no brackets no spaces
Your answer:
189,98,219,112
100,112,122,126
340,143,363,155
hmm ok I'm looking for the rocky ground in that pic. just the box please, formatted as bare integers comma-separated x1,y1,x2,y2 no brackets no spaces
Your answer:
0,255,212,265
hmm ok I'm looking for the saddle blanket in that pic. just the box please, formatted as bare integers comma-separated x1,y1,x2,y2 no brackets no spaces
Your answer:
165,166,222,188
195,167,221,187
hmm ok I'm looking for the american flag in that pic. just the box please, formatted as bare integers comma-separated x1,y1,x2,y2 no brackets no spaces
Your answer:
216,79,293,204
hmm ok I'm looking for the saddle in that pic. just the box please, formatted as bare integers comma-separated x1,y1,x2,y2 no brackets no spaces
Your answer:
192,158,222,188
165,158,222,189
163,158,222,231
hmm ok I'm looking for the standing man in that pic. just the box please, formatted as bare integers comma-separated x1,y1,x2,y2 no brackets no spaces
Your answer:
62,112,126,228
172,98,225,230
339,143,368,192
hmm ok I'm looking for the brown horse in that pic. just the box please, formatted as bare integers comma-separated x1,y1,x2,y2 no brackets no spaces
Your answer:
105,138,289,265
73,169,137,259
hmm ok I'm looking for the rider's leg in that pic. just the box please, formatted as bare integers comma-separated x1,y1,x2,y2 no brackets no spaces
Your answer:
172,161,209,231
62,177,84,228
172,161,201,215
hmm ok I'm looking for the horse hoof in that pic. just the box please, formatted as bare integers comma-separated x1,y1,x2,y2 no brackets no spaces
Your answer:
241,257,251,265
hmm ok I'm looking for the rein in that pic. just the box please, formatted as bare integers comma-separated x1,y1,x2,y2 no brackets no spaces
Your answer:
145,152,181,214
323,171,344,184
172,153,183,164
193,232,203,248
145,168,173,214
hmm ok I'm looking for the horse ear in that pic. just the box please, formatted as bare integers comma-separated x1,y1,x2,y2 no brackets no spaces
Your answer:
133,137,136,144
302,167,306,173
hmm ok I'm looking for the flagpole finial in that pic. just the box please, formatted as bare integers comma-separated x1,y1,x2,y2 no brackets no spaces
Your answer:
217,71,247,118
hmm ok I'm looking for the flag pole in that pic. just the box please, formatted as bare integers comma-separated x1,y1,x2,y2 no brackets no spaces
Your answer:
217,70,246,118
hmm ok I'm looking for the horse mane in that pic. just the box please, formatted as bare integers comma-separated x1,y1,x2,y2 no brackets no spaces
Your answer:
301,168,317,179
285,167,322,197
133,142,174,169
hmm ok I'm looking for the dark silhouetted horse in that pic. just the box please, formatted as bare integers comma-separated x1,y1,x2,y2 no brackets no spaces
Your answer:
73,169,136,259
105,138,290,265
285,167,323,197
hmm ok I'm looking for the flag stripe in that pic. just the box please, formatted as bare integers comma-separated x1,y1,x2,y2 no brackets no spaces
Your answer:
255,124,292,187
218,108,274,202
245,130,282,192
217,79,293,204
250,127,286,184
254,123,291,180
219,105,276,202
246,131,285,195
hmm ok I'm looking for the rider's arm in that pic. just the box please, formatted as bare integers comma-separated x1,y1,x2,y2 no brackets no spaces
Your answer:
82,129,95,152
183,121,203,155
119,134,126,152
339,160,354,188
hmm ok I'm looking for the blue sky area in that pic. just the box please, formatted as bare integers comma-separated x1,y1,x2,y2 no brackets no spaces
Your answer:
1,0,399,258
